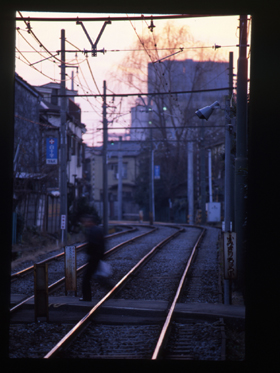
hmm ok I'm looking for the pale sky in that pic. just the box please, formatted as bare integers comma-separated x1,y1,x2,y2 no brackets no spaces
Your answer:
15,12,250,146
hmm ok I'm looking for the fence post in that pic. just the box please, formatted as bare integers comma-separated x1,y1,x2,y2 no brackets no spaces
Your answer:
34,263,49,322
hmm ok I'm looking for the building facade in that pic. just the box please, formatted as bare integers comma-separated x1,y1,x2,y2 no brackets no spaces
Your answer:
13,76,87,236
35,82,87,233
13,74,50,235
86,141,141,221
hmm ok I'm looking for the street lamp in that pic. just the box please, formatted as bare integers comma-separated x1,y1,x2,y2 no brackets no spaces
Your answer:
195,101,220,120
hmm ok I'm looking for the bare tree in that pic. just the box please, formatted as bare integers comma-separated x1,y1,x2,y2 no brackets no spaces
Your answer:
110,22,229,220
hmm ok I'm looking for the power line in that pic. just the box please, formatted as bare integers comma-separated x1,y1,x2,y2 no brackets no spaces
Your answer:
17,11,81,67
15,45,239,54
56,86,233,98
97,125,226,130
127,16,171,92
86,59,101,96
17,11,62,65
16,47,62,83
64,37,102,96
15,114,57,128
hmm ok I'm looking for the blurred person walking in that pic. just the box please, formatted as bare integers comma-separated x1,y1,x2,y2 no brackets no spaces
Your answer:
79,215,111,301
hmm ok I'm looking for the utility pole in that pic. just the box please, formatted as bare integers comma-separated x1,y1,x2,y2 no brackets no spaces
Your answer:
118,136,123,221
149,104,154,225
200,120,206,224
102,80,108,235
224,51,234,305
225,51,234,233
60,29,67,244
208,149,213,203
235,15,248,292
187,141,194,224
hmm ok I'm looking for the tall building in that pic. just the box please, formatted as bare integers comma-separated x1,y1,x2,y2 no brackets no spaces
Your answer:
130,58,229,141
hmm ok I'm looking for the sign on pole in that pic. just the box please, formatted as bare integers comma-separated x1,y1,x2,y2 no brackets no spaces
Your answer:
61,214,66,230
224,232,237,279
154,165,160,179
46,137,58,164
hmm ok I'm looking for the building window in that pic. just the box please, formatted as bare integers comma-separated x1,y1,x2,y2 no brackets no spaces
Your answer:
110,162,127,179
71,136,76,155
82,143,85,163
77,141,83,167
67,134,71,161
51,88,59,105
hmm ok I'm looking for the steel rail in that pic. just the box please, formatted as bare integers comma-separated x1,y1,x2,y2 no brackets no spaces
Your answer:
44,225,183,358
151,227,205,360
10,225,155,313
11,225,136,279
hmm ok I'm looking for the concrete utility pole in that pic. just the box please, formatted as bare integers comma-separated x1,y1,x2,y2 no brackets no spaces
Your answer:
224,51,234,305
235,15,248,291
149,125,154,225
187,141,194,224
225,51,234,232
118,136,123,221
102,80,108,235
60,29,67,244
200,121,206,224
208,149,213,203
148,102,154,225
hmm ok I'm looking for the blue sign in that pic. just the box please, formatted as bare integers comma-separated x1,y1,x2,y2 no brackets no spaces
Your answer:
46,137,58,164
154,165,160,179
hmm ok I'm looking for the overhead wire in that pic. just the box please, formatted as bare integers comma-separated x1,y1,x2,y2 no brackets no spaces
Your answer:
64,38,125,119
15,47,62,83
143,17,160,62
86,59,102,96
17,11,81,67
17,11,62,64
16,19,86,85
126,17,184,141
18,16,107,105
126,14,173,99
16,12,240,144
16,17,104,146
17,23,103,118
65,37,125,147
75,66,102,118
16,28,49,61
65,38,102,97
143,15,182,127
15,44,239,54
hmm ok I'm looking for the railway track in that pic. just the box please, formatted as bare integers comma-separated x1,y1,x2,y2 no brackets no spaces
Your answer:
9,223,234,360
11,224,137,279
10,224,155,313
44,225,206,359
